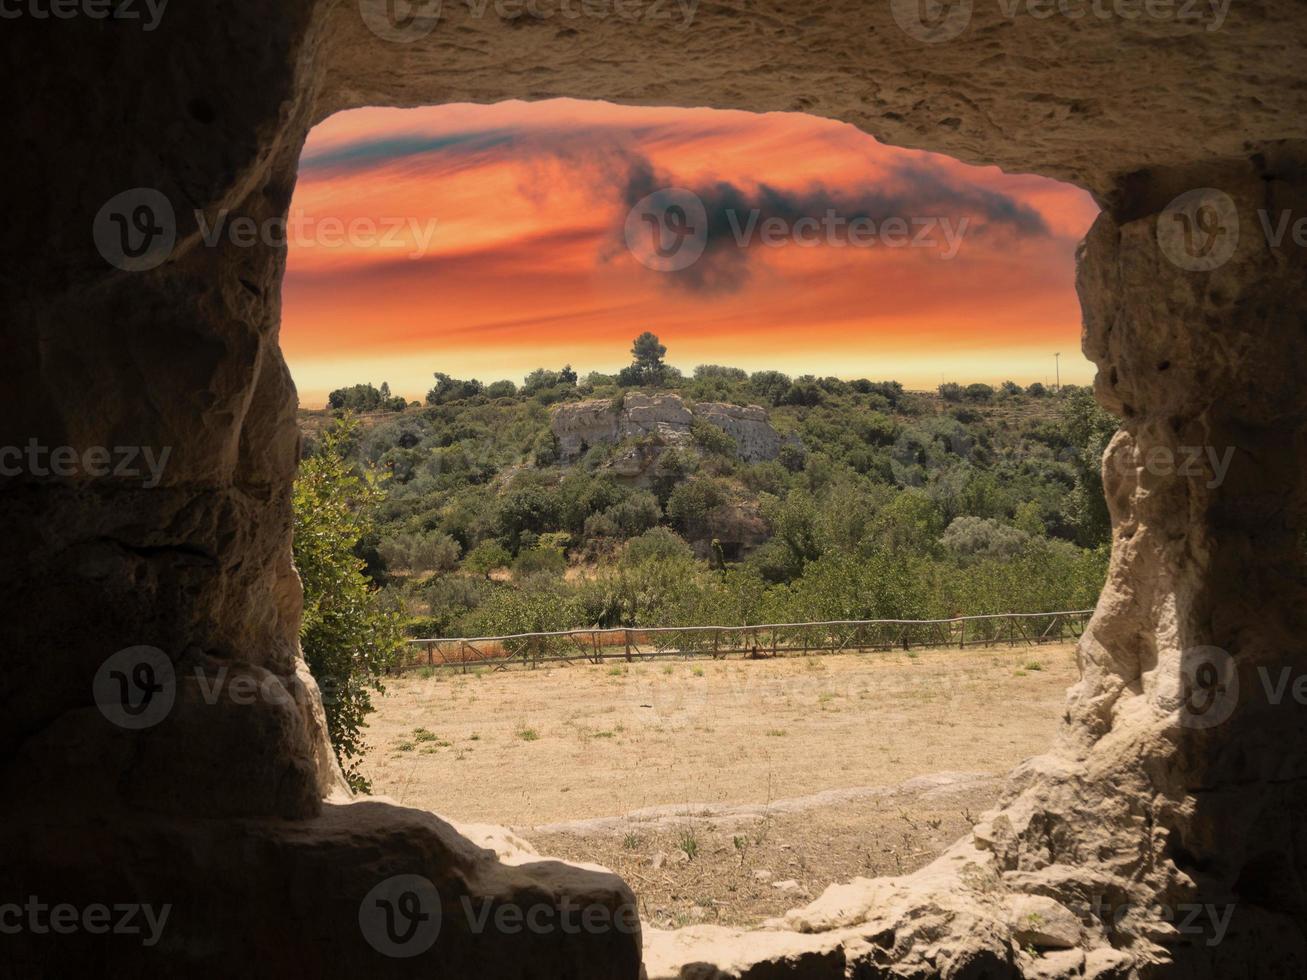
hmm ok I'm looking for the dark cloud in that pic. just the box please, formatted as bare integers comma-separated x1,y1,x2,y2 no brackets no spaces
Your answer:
616,154,1051,294
299,128,521,175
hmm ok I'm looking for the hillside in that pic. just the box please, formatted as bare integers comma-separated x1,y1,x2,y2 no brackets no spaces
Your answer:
298,355,1115,639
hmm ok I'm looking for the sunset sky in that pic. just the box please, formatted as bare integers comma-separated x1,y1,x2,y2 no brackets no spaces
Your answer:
283,99,1099,407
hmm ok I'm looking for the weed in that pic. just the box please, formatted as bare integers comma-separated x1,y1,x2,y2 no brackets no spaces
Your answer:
677,827,699,861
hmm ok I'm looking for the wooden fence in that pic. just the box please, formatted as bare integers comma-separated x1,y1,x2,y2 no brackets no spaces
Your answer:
396,609,1094,673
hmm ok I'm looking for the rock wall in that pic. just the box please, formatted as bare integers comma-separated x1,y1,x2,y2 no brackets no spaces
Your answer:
551,393,784,463
3,0,1306,977
694,402,785,463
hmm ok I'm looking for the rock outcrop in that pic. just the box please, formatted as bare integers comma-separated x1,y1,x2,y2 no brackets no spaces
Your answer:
694,402,785,462
551,393,785,463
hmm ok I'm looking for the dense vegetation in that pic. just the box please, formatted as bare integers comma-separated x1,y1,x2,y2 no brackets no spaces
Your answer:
292,418,406,791
300,336,1118,648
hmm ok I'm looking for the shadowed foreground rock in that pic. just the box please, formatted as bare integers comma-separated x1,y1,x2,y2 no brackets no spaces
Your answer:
2,0,1305,976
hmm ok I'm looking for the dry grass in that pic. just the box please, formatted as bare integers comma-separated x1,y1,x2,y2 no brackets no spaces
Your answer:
361,642,1078,926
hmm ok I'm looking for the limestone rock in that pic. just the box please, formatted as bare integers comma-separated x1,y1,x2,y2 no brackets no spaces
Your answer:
550,394,787,466
1083,948,1134,979
1023,949,1085,979
692,402,785,463
1007,895,1081,949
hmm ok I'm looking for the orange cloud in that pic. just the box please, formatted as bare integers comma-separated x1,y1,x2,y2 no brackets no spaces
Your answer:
282,99,1099,405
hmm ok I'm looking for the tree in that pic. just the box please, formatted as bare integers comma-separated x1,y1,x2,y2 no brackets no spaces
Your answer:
632,331,666,374
293,417,405,792
463,540,512,578
327,382,406,413
425,372,483,405
1060,387,1117,546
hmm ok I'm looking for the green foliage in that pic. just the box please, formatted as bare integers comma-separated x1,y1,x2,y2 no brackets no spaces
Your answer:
293,417,405,791
309,354,1114,646
425,372,483,405
377,530,460,575
667,476,726,538
691,416,738,457
463,540,512,577
328,381,407,413
941,516,1030,561
1059,387,1118,546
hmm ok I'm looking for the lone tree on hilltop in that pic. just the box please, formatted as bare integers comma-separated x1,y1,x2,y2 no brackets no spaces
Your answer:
619,332,669,386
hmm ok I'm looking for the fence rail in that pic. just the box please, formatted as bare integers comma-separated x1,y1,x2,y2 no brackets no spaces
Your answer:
396,609,1094,673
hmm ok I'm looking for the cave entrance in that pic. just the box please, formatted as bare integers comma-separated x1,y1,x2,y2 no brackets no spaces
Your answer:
285,98,1105,933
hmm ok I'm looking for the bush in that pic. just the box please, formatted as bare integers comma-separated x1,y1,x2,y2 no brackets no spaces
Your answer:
293,418,405,792
940,516,1030,560
377,530,461,575
691,417,738,457
463,540,512,577
623,526,694,565
425,372,483,405
513,544,567,579
667,477,726,539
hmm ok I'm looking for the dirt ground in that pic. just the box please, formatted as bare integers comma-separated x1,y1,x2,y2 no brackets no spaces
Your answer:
362,643,1079,927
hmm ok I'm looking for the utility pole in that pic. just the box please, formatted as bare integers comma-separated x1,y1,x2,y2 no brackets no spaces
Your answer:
1054,352,1061,392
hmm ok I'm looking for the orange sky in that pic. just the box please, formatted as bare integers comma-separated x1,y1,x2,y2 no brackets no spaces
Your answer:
283,100,1099,406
